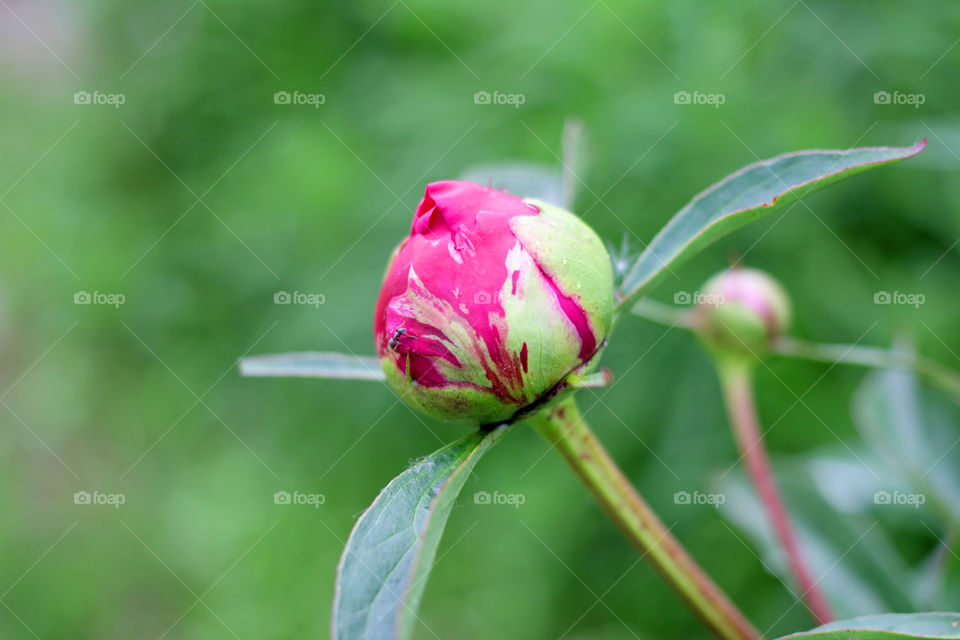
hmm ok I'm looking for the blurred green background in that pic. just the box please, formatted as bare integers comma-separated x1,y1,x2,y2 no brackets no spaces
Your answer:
2,0,959,638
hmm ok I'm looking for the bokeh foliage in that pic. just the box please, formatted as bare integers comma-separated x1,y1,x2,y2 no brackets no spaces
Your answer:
1,0,959,638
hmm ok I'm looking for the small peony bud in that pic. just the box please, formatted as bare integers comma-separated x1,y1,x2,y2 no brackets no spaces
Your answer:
692,267,791,359
374,180,614,424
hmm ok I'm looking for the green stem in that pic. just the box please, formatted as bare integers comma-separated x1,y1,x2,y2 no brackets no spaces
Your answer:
773,337,960,399
717,360,835,625
529,398,760,640
629,301,960,401
630,298,695,328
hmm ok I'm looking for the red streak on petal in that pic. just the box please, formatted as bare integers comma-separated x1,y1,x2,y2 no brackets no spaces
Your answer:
511,270,519,295
531,261,596,361
520,342,528,373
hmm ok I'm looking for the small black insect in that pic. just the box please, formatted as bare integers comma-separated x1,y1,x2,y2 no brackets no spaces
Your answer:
388,327,407,351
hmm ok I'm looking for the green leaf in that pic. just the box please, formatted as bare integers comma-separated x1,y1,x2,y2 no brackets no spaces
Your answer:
332,426,508,640
914,541,959,611
776,612,960,639
616,141,926,312
853,368,960,529
239,352,385,381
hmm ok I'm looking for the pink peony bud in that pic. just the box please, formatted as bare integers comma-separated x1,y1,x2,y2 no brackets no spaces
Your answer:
374,180,614,424
693,267,791,359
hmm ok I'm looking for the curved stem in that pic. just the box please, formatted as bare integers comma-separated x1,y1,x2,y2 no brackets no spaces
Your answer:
717,360,834,625
773,337,960,399
529,398,760,640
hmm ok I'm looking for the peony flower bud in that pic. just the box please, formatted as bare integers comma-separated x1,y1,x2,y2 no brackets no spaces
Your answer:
693,267,791,359
374,180,614,424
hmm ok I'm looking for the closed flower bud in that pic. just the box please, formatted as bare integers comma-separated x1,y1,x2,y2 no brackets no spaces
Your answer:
693,267,791,359
374,180,614,424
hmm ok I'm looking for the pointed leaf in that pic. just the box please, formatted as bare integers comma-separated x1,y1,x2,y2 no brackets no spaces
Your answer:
332,426,507,640
239,352,385,381
616,141,926,312
777,612,960,640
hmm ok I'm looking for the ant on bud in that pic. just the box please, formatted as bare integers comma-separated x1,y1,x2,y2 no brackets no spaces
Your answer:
388,326,415,351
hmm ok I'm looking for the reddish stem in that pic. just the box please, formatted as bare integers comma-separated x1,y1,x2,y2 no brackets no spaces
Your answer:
719,362,835,625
